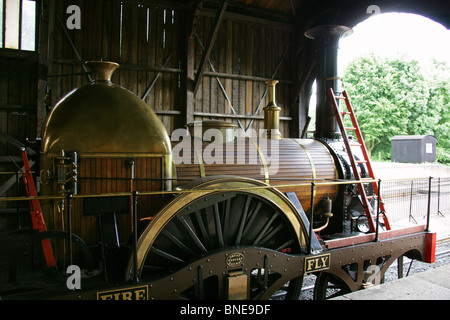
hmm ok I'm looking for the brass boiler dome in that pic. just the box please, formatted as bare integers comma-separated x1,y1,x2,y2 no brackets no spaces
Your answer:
40,61,172,245
42,61,171,156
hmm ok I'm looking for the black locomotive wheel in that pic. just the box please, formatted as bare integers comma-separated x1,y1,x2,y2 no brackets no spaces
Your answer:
313,272,351,300
127,177,309,300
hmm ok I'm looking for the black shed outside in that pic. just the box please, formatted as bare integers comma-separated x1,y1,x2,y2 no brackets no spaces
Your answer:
391,135,437,163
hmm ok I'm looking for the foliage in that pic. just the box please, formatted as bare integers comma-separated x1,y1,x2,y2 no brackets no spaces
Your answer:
342,54,450,164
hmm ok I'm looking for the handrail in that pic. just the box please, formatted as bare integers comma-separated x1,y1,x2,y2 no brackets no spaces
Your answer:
0,176,447,202
0,178,383,202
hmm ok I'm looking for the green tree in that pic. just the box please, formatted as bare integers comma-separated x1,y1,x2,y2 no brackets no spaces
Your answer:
342,53,449,163
426,60,450,164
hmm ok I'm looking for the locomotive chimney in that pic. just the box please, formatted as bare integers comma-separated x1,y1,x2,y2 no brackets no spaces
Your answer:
85,61,119,83
264,80,282,140
305,25,352,140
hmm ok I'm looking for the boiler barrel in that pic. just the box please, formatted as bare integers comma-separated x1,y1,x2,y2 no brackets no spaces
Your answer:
173,138,338,216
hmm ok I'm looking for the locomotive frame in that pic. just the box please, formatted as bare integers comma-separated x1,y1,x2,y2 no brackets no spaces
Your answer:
1,170,436,300
0,20,438,300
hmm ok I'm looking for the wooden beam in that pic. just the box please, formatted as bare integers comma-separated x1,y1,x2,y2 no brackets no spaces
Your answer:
52,59,184,74
0,160,35,196
206,0,296,27
202,70,291,84
36,0,55,138
141,50,175,101
55,14,92,83
0,55,38,80
0,130,36,155
194,32,245,132
188,0,207,38
193,111,292,121
185,35,195,125
244,42,291,133
193,0,228,95
200,5,294,32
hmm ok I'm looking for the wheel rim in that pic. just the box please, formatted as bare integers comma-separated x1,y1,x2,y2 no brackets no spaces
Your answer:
313,272,351,300
127,177,308,299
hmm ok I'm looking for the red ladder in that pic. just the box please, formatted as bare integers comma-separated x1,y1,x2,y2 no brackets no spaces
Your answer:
20,148,57,268
328,89,391,232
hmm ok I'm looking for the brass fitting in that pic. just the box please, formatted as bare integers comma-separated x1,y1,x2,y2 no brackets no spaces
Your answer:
263,80,282,140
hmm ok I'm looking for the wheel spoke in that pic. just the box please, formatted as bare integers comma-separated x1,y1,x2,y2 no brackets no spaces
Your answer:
222,198,231,246
177,215,207,254
242,202,263,237
236,195,252,245
161,229,196,256
252,212,279,246
213,203,224,248
151,247,184,264
260,224,284,245
194,210,211,248
275,239,295,251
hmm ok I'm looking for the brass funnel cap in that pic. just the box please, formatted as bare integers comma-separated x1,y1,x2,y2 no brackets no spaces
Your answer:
85,61,119,82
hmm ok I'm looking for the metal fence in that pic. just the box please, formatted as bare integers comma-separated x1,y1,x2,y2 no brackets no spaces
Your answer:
381,177,450,224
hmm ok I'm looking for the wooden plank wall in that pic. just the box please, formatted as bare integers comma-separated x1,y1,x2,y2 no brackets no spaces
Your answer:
50,0,185,134
194,16,292,136
0,58,38,150
0,53,38,228
49,0,293,137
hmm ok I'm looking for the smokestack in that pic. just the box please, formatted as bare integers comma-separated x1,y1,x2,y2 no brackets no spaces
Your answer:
305,25,353,140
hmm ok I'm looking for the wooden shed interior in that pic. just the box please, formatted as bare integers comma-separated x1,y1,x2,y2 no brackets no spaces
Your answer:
1,0,449,220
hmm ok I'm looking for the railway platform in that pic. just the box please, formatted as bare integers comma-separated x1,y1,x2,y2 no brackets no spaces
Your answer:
332,263,450,300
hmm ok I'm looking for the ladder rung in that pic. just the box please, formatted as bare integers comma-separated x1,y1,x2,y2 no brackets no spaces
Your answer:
329,89,391,232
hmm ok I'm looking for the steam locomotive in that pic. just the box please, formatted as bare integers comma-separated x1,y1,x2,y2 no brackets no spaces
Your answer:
0,26,436,300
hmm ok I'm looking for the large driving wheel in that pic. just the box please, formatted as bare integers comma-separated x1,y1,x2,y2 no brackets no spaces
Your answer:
126,176,309,300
